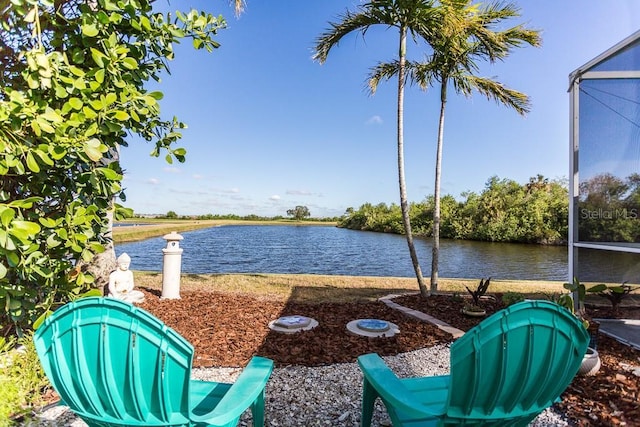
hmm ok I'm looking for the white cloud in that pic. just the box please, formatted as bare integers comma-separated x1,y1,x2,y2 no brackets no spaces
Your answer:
212,187,241,194
163,167,181,174
269,195,281,201
192,174,204,180
286,189,313,196
366,115,383,125
146,178,160,185
229,193,244,200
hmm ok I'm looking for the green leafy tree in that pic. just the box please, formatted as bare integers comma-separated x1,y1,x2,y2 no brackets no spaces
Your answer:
286,205,311,221
436,194,462,238
0,0,226,335
475,176,525,241
455,175,568,243
370,0,540,292
314,0,439,297
520,175,567,244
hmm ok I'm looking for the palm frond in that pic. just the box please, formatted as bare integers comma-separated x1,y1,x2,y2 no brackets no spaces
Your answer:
406,59,438,90
366,57,442,95
459,74,531,115
314,0,439,64
498,26,542,49
366,60,402,94
477,1,520,22
458,1,541,62
403,0,440,40
313,6,395,64
231,0,245,17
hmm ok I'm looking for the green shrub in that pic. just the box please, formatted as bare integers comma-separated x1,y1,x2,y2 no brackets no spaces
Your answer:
502,291,525,306
592,282,639,316
0,333,50,424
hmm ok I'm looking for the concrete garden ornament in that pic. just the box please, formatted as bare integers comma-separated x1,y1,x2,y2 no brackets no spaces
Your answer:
108,253,145,304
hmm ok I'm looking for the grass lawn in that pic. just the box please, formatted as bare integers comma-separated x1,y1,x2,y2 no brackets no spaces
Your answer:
133,271,566,303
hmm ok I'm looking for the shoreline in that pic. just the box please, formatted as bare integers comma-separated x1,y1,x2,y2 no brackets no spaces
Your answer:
131,271,567,303
113,219,337,243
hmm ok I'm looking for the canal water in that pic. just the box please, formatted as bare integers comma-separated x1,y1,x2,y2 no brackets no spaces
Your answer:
115,225,576,281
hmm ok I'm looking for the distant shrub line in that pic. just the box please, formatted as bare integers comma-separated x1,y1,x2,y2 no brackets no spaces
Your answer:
140,212,342,222
339,175,569,245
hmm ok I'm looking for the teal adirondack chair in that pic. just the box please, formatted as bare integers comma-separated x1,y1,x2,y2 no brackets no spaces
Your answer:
358,300,589,426
33,297,274,427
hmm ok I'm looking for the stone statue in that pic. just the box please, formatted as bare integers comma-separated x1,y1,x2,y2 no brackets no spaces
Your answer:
108,253,145,303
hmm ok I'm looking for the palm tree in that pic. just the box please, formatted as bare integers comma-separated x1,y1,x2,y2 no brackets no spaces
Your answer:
231,0,245,16
314,0,439,297
370,0,540,293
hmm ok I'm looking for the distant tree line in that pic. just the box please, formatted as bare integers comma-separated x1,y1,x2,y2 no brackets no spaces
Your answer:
340,175,569,245
144,210,340,223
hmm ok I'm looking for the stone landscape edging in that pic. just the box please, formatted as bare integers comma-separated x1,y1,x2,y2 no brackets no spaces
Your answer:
379,293,465,339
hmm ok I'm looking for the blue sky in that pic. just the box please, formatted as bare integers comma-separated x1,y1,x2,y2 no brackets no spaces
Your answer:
120,1,640,218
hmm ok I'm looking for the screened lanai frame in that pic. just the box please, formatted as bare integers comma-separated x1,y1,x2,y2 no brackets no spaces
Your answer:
569,29,640,284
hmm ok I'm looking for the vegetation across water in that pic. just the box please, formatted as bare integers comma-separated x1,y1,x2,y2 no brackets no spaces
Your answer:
340,175,569,244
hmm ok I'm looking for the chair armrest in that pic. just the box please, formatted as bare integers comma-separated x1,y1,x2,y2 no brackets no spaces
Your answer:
358,353,444,419
190,356,274,426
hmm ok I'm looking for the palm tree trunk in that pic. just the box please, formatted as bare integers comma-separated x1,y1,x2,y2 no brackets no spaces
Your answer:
431,81,447,293
397,25,428,297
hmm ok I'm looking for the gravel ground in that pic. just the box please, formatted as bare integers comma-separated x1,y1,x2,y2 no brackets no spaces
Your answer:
27,344,569,427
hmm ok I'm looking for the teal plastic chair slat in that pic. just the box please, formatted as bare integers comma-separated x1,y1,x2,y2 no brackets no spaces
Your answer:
34,297,274,427
357,300,589,426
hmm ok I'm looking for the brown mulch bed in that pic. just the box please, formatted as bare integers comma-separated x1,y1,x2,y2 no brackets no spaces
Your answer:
135,288,640,426
137,288,450,367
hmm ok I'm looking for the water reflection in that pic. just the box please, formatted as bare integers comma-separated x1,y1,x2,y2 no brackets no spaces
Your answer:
115,225,573,281
576,247,640,284
438,239,568,281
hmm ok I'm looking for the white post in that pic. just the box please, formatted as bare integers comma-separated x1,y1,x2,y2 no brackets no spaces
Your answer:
161,231,184,299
